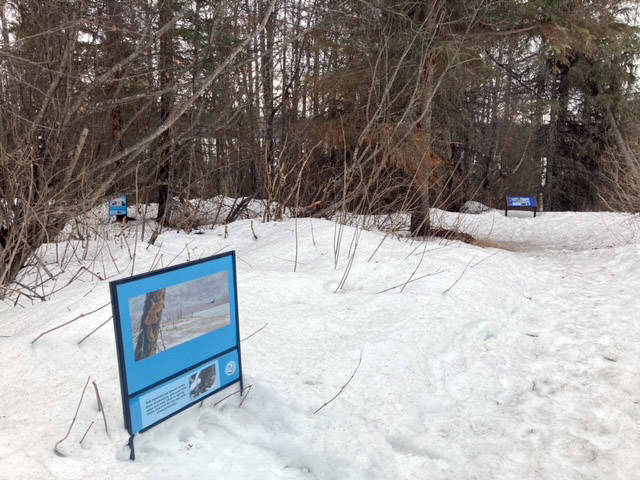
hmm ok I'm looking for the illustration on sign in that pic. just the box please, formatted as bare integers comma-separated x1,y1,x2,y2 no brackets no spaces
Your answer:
129,271,231,362
109,251,243,459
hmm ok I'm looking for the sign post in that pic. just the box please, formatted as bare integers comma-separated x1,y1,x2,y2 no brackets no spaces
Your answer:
109,251,243,460
505,196,537,217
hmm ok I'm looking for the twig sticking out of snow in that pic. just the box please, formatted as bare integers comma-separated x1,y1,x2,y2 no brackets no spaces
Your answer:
294,217,299,272
92,380,109,437
54,376,91,457
367,214,407,263
10,282,45,302
241,323,269,343
400,241,429,293
79,421,94,445
235,255,253,268
367,232,390,263
441,256,475,295
105,241,121,274
470,251,500,269
313,349,363,415
149,248,163,270
130,215,139,276
211,383,254,408
376,269,447,294
77,316,112,345
213,389,242,407
31,302,111,344
165,242,191,267
45,266,104,299
239,384,253,407
334,225,362,292
310,219,316,246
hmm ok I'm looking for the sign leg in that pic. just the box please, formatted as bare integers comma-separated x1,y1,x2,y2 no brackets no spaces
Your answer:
129,435,136,461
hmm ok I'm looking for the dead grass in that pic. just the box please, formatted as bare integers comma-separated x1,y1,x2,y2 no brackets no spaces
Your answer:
430,227,475,244
429,227,519,251
470,237,519,251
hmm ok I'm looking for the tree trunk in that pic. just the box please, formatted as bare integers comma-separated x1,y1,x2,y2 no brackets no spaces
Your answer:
410,53,435,237
259,0,274,197
156,0,176,225
134,289,167,361
544,62,569,211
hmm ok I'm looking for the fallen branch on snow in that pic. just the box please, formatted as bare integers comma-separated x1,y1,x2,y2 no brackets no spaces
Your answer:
313,349,363,415
77,316,112,345
241,323,268,343
32,302,111,344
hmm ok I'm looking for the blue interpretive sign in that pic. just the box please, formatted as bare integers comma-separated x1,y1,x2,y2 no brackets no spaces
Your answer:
505,196,538,217
109,251,243,459
507,196,536,208
109,195,128,217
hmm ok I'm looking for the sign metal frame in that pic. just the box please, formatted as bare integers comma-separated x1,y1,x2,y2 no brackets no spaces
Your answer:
109,251,243,460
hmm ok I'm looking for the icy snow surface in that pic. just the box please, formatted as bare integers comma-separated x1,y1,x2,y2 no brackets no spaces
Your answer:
1,209,639,479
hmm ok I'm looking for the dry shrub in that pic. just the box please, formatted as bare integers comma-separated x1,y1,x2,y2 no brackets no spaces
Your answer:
470,238,518,251
597,144,640,212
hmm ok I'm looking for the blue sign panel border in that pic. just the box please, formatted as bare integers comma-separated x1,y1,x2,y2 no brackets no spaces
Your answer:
109,251,243,457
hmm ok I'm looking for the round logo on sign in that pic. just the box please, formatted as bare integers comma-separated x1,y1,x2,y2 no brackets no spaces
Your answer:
225,361,236,376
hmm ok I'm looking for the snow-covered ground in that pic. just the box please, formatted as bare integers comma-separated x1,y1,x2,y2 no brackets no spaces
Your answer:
1,208,639,479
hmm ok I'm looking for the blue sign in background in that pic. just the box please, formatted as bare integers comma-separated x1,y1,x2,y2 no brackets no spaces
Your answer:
109,195,128,216
507,196,536,207
110,251,243,436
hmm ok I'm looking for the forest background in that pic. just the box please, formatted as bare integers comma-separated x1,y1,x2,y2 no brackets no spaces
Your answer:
0,0,638,287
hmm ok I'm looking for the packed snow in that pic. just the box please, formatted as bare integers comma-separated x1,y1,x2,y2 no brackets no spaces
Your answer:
1,207,639,479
